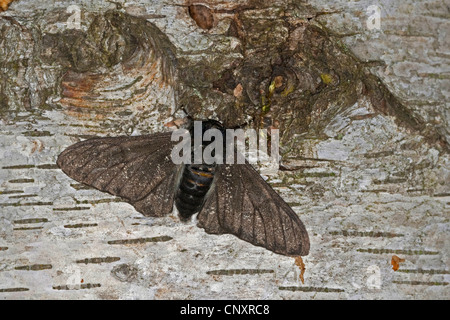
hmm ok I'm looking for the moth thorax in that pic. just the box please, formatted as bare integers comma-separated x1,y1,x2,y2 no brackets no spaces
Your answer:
175,163,216,221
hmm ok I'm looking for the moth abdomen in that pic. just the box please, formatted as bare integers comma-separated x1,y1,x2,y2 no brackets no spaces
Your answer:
175,164,215,220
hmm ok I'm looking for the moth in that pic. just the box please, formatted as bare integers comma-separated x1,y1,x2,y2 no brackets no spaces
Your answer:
0,0,14,12
57,119,310,256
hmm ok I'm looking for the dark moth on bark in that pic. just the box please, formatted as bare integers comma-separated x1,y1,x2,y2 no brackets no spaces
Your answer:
57,120,310,256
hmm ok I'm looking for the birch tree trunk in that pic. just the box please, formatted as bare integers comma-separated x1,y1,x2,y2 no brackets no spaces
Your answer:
0,0,448,299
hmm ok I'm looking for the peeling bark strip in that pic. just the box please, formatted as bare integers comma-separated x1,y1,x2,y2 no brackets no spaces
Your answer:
70,184,93,190
1,201,53,207
75,198,123,204
393,281,448,286
36,164,59,169
15,264,52,271
0,288,29,293
373,178,408,184
8,194,38,199
363,150,395,158
107,236,172,245
357,248,439,255
2,164,35,169
8,179,34,183
407,189,427,193
279,286,344,293
0,190,24,194
22,130,53,137
206,269,274,275
64,134,99,140
13,226,43,231
433,193,450,197
360,189,389,193
52,283,101,290
397,269,449,275
14,218,48,224
64,223,98,228
295,172,336,178
349,114,376,121
286,202,301,207
76,257,120,264
330,231,404,238
53,206,90,211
